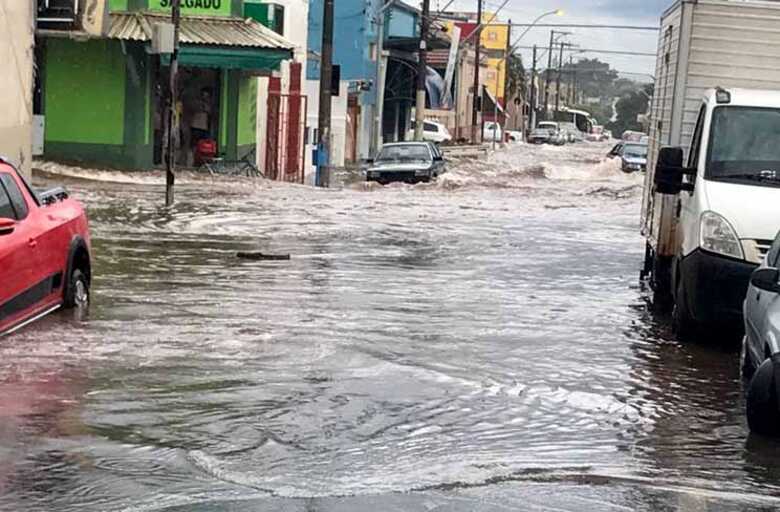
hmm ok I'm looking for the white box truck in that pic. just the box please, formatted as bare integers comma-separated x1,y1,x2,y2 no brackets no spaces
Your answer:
642,0,780,334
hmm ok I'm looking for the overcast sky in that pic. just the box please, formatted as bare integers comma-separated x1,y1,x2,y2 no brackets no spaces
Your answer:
444,0,671,81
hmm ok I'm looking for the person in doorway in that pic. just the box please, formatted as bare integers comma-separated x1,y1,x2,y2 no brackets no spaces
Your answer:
190,87,213,147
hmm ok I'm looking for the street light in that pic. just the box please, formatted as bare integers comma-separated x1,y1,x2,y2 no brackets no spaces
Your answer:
492,8,563,147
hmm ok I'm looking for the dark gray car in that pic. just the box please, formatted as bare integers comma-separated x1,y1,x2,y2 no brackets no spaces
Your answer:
366,142,446,185
742,232,780,435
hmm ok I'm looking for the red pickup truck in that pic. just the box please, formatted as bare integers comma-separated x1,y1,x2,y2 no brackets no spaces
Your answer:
0,158,91,336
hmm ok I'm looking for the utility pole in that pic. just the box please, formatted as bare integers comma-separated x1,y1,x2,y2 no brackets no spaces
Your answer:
316,0,334,187
554,39,564,115
543,29,554,120
471,0,482,144
530,44,537,132
414,0,430,140
568,55,575,105
165,0,181,207
374,0,392,155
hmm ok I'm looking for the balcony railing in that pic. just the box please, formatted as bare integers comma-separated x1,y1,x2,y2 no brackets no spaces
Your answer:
37,0,78,24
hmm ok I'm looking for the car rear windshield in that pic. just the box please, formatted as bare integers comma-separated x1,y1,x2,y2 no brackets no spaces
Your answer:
707,106,780,182
377,145,431,163
623,144,647,158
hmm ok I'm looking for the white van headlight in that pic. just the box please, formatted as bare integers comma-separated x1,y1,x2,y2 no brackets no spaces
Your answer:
700,211,744,259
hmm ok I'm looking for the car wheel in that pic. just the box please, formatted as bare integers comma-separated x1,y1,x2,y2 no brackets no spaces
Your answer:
64,268,90,310
672,275,698,340
746,356,780,436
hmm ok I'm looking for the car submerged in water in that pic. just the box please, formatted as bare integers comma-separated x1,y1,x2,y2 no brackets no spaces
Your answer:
366,142,446,185
0,158,92,336
620,142,648,173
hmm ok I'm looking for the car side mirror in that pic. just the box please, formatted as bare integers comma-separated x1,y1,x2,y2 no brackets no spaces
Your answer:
365,158,374,164
655,147,694,195
0,218,15,235
752,267,780,293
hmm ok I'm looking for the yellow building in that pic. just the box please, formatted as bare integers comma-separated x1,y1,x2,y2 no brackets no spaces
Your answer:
445,13,510,104
480,13,510,104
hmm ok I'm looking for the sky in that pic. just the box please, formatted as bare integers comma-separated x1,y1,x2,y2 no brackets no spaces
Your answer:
444,0,672,80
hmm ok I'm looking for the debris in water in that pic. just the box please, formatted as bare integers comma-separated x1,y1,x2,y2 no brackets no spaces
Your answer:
237,252,291,261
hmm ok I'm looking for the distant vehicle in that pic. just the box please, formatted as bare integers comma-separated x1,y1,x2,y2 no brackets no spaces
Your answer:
620,143,648,173
742,234,780,435
548,130,568,146
607,142,624,159
559,122,584,143
588,125,610,142
528,128,552,144
604,130,613,140
553,107,594,135
406,120,452,143
366,142,446,184
506,130,523,142
622,130,646,142
0,158,92,336
483,122,503,142
537,121,558,133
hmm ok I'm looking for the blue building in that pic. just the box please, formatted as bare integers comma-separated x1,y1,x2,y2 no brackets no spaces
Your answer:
307,0,423,162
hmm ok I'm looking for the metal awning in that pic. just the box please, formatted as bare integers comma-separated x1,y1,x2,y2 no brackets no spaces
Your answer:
483,87,505,114
108,12,294,70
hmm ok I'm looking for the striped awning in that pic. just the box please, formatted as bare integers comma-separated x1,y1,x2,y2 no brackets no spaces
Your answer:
108,11,294,50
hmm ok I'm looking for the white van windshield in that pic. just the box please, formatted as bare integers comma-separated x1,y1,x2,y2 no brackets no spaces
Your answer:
707,106,780,185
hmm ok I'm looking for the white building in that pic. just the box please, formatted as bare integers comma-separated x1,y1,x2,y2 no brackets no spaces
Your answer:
0,1,34,177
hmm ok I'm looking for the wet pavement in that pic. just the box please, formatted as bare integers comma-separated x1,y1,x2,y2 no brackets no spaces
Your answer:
2,142,780,511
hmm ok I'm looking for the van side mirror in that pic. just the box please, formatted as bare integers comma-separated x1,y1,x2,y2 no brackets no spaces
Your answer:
751,267,780,293
654,147,694,195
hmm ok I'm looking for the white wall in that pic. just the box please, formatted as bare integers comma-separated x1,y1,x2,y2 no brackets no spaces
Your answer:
304,80,348,184
0,1,34,178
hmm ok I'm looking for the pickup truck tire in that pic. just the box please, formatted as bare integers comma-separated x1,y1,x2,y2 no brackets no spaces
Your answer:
746,357,780,437
673,277,698,340
64,268,89,309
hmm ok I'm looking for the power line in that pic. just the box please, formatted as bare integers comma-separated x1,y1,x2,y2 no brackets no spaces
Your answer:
513,45,656,57
505,23,658,31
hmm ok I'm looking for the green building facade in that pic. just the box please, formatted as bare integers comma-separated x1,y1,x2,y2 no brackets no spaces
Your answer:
38,0,292,170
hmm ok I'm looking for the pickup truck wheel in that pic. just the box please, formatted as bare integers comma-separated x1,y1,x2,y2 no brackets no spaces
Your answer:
746,357,780,436
64,269,89,309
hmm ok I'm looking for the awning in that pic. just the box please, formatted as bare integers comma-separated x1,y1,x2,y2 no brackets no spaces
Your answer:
108,11,294,70
161,46,289,70
483,86,505,114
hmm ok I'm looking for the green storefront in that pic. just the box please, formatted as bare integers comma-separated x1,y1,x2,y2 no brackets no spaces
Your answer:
37,0,293,170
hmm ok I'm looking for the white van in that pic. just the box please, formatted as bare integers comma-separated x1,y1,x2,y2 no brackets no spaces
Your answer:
646,88,780,333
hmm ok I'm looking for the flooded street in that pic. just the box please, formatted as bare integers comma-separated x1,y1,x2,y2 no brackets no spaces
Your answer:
3,142,780,511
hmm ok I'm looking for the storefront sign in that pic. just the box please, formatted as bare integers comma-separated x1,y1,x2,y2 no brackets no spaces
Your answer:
152,0,231,16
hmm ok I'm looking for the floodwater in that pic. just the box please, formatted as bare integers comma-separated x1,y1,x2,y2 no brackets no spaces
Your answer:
2,143,780,511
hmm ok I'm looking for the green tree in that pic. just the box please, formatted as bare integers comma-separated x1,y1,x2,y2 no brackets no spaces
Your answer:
505,53,526,101
607,83,654,137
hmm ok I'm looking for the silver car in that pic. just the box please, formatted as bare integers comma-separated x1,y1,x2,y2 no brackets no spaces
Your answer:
742,232,780,435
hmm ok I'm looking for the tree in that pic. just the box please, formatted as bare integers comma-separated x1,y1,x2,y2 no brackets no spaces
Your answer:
607,82,654,137
559,58,619,101
505,53,526,101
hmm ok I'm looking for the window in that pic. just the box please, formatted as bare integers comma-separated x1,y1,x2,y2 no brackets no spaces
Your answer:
0,178,16,220
423,122,438,133
706,106,780,184
687,105,706,171
0,174,28,220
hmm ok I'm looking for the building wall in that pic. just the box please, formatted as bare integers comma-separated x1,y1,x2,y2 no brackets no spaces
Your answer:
305,80,347,181
0,0,34,177
306,0,377,86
